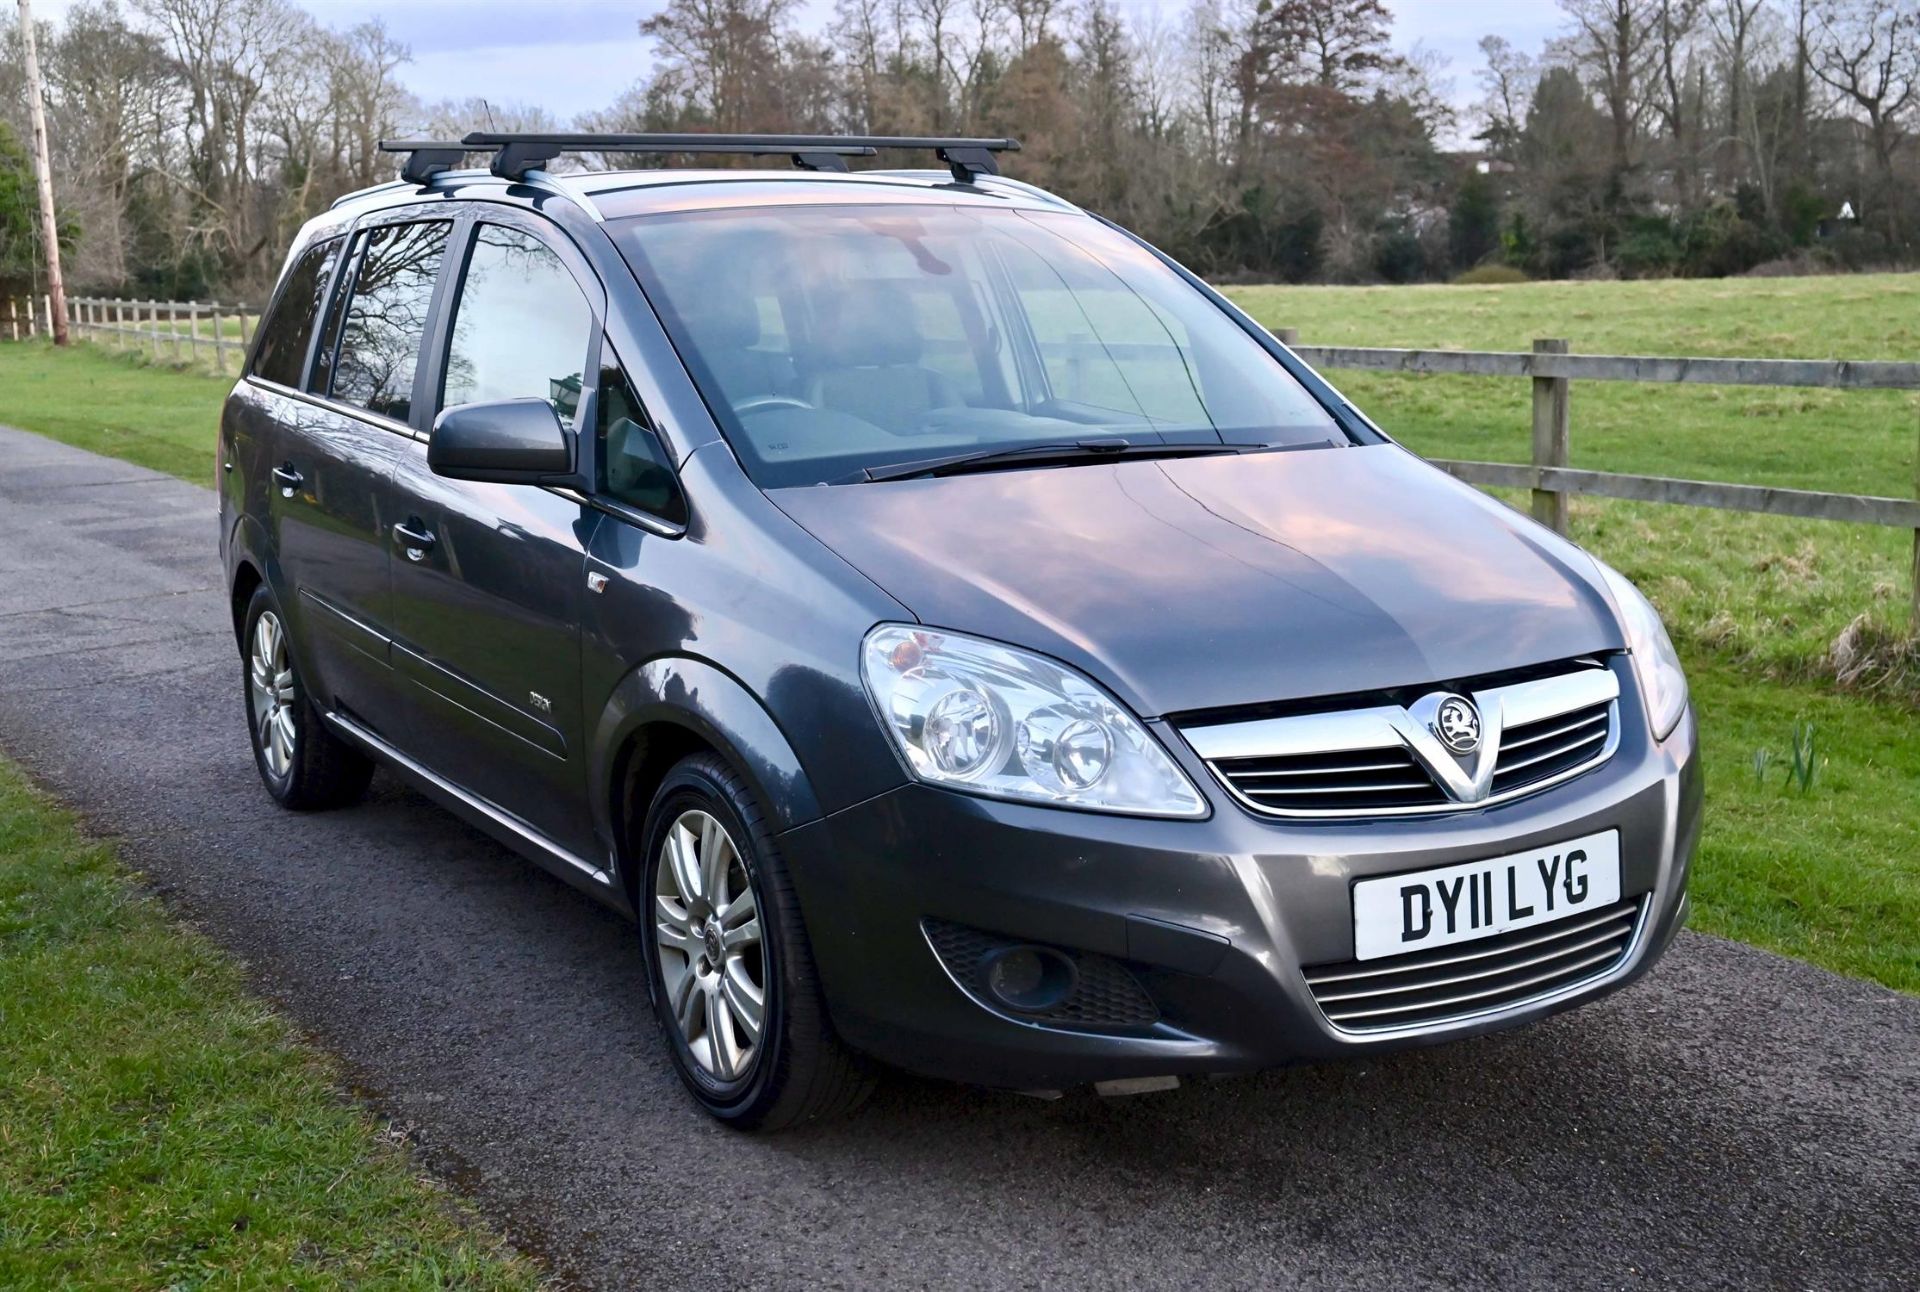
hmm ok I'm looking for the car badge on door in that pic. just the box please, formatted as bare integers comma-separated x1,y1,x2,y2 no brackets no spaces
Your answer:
1432,695,1481,754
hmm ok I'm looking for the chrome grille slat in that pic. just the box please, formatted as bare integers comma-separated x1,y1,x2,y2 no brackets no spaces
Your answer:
1500,709,1609,752
1251,779,1435,795
1233,758,1412,778
1305,896,1645,1031
1187,664,1620,819
1309,924,1634,1002
1302,904,1638,984
1323,947,1621,1022
1498,726,1607,775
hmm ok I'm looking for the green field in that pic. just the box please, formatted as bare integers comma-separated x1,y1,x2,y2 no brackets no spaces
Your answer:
1223,275,1920,700
0,758,538,1288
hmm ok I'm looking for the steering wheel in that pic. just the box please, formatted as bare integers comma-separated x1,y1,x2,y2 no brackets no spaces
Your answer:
734,396,814,415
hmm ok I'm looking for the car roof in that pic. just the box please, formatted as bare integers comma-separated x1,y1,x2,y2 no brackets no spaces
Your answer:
329,166,1080,226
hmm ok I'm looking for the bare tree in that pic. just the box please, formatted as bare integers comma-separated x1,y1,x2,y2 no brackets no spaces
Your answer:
1809,0,1917,237
1476,35,1539,162
1559,0,1659,177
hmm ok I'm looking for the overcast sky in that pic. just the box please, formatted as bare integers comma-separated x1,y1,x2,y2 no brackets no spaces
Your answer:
34,0,1565,141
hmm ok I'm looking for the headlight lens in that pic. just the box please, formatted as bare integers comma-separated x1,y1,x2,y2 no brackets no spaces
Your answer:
861,625,1208,817
1596,562,1688,740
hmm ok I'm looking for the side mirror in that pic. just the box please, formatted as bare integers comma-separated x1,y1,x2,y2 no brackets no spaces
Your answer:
428,398,579,486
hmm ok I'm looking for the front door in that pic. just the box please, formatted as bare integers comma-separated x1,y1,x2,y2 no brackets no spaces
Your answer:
385,216,605,857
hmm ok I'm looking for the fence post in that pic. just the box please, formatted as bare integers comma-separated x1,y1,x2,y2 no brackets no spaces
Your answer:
8,298,15,340
1273,327,1299,346
1531,338,1571,535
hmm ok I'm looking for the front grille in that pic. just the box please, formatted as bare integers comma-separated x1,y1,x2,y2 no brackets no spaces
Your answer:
1181,660,1621,819
923,919,1159,1029
1492,699,1613,796
1214,745,1450,814
1303,896,1644,1031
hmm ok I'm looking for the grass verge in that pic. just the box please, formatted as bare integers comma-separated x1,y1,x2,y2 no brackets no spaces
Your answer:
0,757,540,1288
1688,655,1919,992
0,338,230,483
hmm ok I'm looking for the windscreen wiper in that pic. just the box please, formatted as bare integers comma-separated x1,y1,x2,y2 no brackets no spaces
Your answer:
850,438,1247,484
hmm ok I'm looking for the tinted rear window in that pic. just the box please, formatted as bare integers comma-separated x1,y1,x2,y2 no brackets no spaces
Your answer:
251,236,341,388
328,221,450,422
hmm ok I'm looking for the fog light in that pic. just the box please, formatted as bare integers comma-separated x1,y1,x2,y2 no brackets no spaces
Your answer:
981,945,1076,1013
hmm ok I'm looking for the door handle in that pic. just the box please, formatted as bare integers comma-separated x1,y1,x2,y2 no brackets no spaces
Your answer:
392,519,437,561
271,464,304,496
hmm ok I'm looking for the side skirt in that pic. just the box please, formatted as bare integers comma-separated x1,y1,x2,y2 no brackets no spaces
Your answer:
323,710,634,918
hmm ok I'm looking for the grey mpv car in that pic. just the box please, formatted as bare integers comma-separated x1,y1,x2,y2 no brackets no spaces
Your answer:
220,132,1700,1129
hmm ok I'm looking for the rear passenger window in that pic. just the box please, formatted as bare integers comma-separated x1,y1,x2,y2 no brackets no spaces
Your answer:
442,224,592,424
329,221,450,421
251,236,340,388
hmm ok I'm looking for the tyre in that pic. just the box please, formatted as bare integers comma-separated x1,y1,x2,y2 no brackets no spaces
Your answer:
240,583,374,810
638,752,874,1129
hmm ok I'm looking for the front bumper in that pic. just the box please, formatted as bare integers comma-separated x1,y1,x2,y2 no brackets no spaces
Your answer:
780,681,1701,1091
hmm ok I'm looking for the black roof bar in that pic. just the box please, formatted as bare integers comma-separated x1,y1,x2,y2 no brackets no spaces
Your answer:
377,132,1021,185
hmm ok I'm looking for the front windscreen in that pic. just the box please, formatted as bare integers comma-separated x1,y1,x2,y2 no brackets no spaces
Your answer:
611,204,1346,486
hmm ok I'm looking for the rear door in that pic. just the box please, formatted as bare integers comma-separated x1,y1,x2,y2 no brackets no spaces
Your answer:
385,210,605,857
263,212,455,735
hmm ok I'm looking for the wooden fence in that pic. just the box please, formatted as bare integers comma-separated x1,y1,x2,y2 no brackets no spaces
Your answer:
6,295,257,375
1272,329,1920,629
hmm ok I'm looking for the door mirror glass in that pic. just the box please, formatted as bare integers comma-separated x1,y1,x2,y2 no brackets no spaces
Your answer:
429,398,575,484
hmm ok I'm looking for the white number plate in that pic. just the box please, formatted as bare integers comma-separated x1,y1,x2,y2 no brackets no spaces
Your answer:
1351,830,1621,961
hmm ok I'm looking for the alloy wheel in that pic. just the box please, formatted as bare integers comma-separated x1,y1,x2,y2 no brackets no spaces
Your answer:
652,809,766,1082
249,610,297,779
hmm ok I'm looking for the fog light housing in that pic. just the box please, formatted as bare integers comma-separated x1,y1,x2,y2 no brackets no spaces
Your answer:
981,946,1076,1013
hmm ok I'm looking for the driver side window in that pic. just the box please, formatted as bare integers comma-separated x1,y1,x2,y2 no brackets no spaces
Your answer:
442,223,592,423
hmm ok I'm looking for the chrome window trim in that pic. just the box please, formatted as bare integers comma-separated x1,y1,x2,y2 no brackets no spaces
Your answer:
1182,666,1622,820
244,374,426,442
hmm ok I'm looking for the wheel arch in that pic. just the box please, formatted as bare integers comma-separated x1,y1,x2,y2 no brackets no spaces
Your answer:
225,512,277,646
593,656,825,913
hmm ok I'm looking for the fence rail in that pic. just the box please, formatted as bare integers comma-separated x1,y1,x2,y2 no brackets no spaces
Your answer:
6,294,257,375
1270,329,1920,629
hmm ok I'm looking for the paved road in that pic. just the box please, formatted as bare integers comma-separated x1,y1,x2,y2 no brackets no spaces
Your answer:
2,424,1916,1289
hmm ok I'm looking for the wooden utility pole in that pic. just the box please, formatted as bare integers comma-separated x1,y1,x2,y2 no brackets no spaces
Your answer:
18,0,69,345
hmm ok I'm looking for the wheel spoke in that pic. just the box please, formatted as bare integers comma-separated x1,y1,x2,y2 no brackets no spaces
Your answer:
665,822,702,907
699,815,732,909
721,960,763,1043
718,881,757,927
669,962,701,1037
721,916,759,952
705,983,739,1080
273,669,295,705
273,707,297,757
653,905,701,960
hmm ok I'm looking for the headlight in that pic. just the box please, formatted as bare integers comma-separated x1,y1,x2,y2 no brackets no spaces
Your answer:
860,625,1208,817
1595,562,1688,740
